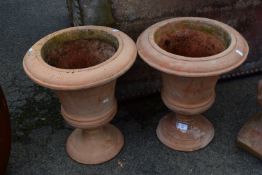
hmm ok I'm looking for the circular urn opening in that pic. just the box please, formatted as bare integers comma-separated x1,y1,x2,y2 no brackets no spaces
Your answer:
154,20,231,58
42,30,119,69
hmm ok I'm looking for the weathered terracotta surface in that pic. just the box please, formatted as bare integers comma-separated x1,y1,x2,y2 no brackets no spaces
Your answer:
0,86,11,174
45,39,116,69
237,81,262,159
156,27,226,58
23,26,137,164
137,17,249,151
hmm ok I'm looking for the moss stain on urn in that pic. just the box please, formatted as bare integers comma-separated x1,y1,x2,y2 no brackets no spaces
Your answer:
41,29,119,64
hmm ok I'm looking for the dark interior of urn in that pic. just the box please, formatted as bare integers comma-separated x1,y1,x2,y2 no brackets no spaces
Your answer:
154,20,231,57
42,30,119,69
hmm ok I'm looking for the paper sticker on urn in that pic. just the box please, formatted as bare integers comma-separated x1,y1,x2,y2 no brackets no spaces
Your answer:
23,26,137,164
137,17,249,151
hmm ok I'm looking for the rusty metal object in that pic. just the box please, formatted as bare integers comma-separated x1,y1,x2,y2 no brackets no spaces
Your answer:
237,81,262,159
0,86,11,174
67,0,262,99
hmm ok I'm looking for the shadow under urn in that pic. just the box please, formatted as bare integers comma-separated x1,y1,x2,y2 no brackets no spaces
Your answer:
23,26,137,164
137,17,249,151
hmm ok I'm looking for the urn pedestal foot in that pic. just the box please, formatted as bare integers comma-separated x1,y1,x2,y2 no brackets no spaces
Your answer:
236,81,262,159
237,113,262,159
156,113,214,151
66,124,124,164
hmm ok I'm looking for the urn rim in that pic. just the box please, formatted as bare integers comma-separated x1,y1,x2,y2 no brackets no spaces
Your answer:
137,17,249,77
23,26,137,90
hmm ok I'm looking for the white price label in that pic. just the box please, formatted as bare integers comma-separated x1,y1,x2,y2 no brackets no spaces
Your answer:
102,98,109,103
176,122,188,133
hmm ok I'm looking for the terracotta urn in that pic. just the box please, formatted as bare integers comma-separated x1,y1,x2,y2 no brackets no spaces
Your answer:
23,26,137,164
137,17,249,151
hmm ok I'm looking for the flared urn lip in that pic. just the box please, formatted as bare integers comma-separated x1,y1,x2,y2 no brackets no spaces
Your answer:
23,26,137,90
137,17,249,77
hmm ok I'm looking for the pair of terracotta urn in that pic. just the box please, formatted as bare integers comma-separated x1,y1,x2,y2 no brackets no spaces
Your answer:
23,17,249,164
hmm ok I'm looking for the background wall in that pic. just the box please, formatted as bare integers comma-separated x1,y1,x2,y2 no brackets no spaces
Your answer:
67,0,262,98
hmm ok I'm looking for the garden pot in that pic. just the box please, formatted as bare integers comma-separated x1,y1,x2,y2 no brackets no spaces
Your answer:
137,17,249,151
23,26,137,164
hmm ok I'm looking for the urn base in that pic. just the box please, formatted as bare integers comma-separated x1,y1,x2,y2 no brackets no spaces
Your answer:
156,113,214,151
66,124,124,164
237,112,262,159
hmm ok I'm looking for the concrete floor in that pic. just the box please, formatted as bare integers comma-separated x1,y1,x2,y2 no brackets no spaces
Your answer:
0,0,261,174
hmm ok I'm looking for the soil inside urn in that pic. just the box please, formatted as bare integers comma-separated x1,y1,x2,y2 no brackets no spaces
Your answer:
45,39,116,69
155,21,229,57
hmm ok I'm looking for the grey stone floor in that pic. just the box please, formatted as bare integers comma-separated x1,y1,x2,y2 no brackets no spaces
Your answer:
0,0,262,174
